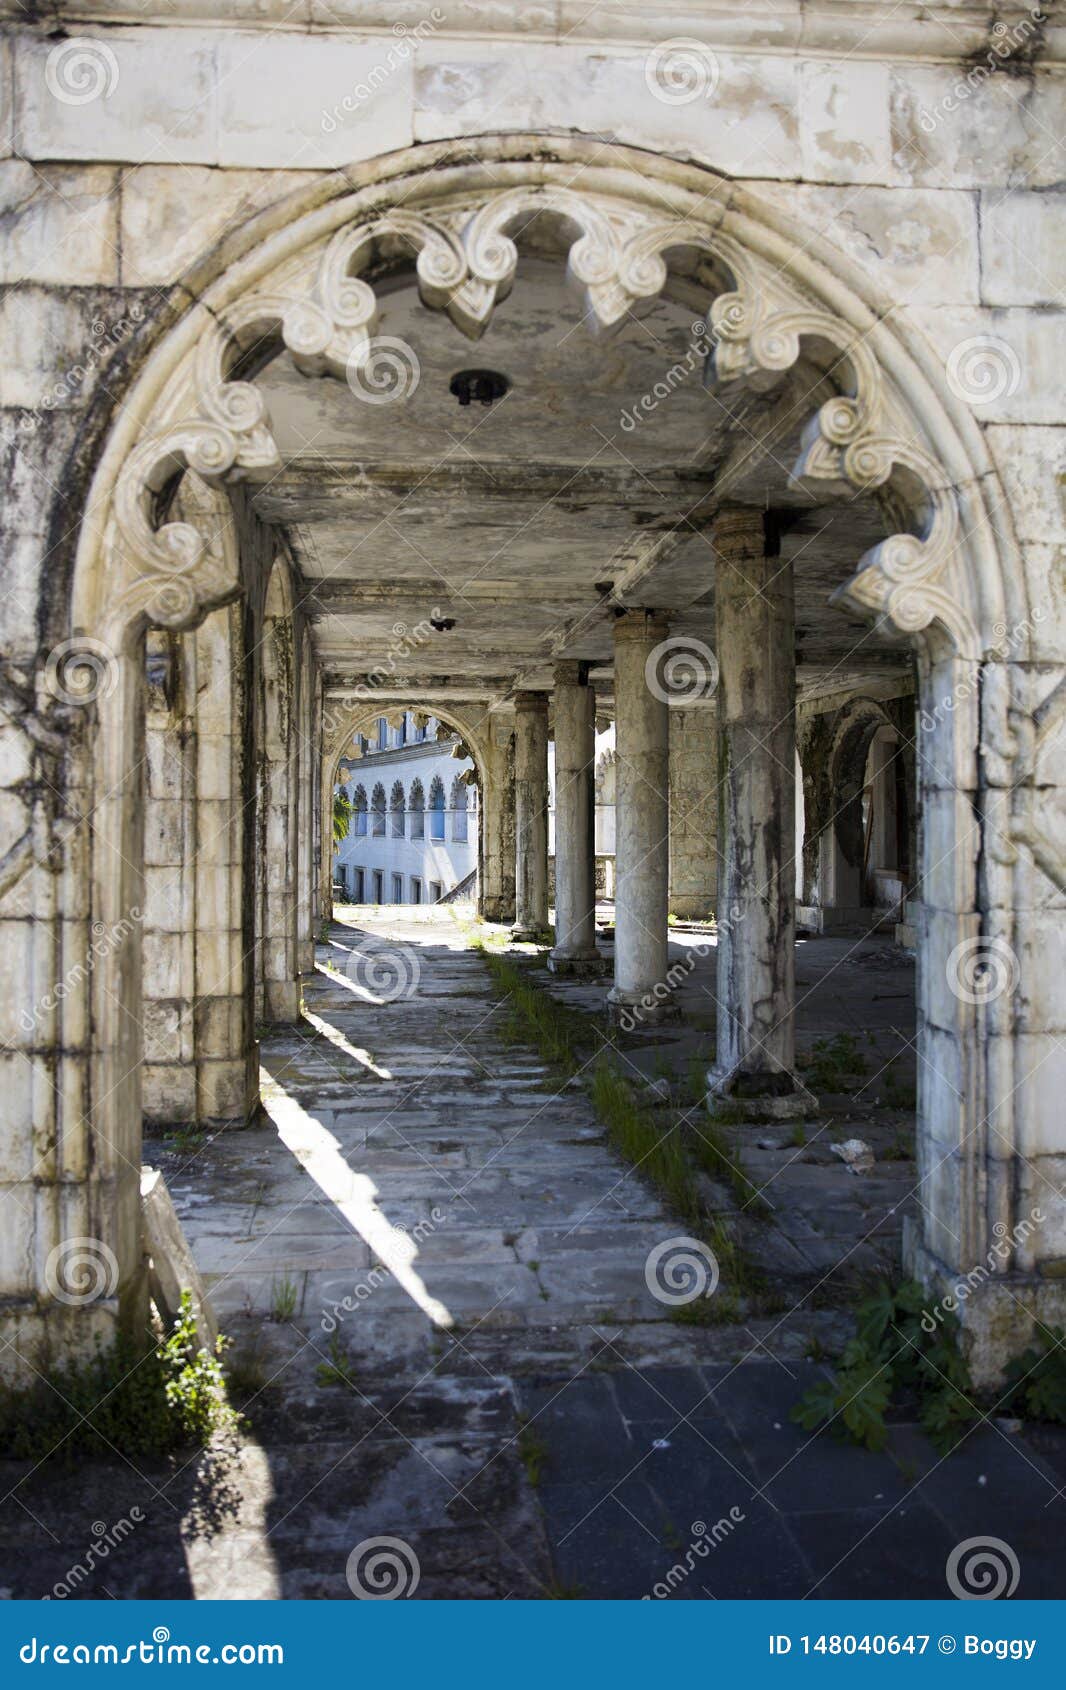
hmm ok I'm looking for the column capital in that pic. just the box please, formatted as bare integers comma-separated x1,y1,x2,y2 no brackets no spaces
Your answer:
713,504,767,560
612,608,669,645
513,690,549,715
553,659,588,689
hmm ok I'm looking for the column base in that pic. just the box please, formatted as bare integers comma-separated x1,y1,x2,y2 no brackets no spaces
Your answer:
906,1222,1066,1390
264,980,302,1023
607,986,680,1029
707,1062,819,1120
511,923,551,943
547,947,608,977
480,896,515,924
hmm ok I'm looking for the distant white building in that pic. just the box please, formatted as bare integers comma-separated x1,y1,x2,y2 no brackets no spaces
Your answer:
334,713,477,905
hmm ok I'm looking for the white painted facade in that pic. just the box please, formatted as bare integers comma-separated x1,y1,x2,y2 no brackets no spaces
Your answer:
334,714,476,904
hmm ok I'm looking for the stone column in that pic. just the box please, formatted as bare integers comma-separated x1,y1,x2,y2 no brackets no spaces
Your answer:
607,610,673,1023
708,507,815,1117
479,720,516,923
549,661,603,974
512,691,549,938
669,705,718,920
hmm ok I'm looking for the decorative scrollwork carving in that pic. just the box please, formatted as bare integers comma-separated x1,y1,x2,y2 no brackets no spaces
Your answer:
105,176,967,663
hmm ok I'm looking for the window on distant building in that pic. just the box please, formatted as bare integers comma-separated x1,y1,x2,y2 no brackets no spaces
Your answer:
390,780,405,838
352,867,365,903
372,870,384,904
392,873,404,903
371,783,386,836
353,785,368,837
409,778,425,839
451,775,469,842
411,877,422,903
430,881,442,903
377,717,388,750
429,776,446,841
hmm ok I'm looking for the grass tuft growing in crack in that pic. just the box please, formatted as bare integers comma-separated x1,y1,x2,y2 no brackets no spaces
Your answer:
473,944,770,1311
590,1062,702,1226
474,942,612,1076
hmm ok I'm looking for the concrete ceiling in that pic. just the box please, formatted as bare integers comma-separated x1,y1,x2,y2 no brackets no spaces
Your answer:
251,255,913,713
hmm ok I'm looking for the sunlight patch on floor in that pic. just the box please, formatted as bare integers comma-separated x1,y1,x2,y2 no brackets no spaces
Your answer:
270,1097,454,1328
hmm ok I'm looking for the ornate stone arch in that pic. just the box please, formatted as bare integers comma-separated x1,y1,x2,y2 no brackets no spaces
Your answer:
46,135,1049,1375
68,139,1026,675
